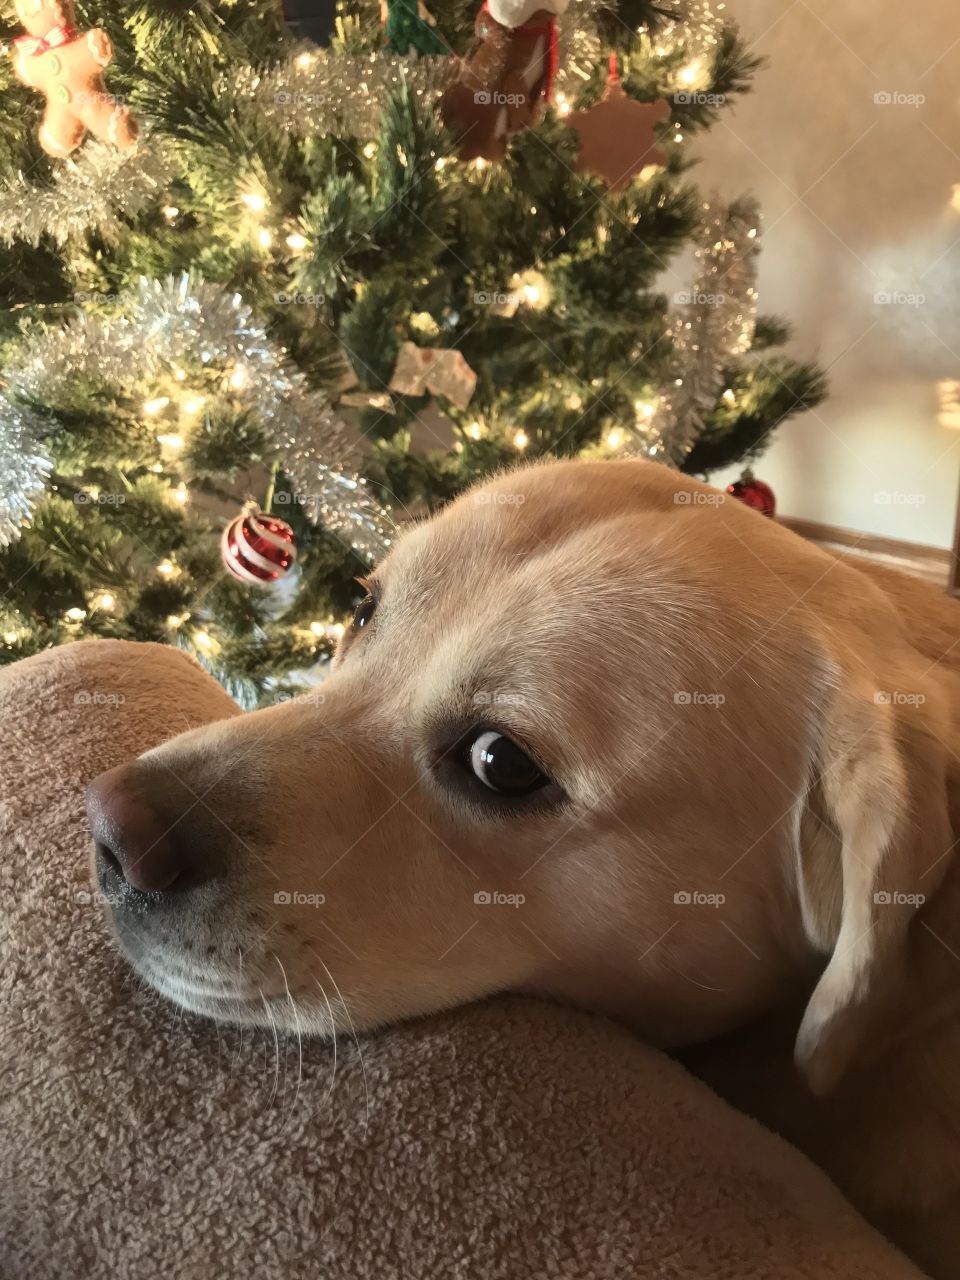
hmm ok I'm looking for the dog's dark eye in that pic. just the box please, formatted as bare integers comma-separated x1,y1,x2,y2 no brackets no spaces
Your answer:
351,594,377,631
466,729,547,796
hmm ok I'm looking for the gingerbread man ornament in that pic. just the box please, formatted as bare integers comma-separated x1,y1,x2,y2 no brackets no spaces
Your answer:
12,0,138,158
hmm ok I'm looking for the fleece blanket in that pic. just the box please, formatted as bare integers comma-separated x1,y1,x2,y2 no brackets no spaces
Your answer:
0,640,924,1280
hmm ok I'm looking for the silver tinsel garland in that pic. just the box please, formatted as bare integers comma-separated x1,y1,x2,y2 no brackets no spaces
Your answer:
627,196,760,464
0,138,173,248
229,50,449,138
0,403,52,548
3,276,393,559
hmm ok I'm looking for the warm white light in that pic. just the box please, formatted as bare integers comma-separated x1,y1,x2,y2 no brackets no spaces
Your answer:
468,421,483,440
633,399,655,418
326,622,345,639
171,483,189,505
162,205,180,222
513,429,529,450
362,142,377,159
296,52,313,68
747,227,758,239
156,433,184,450
156,560,176,578
258,229,272,248
435,157,446,171
166,612,188,629
194,630,213,649
286,232,308,252
674,133,684,143
3,631,18,645
92,592,115,612
149,462,163,473
143,396,170,415
607,428,624,449
556,93,571,117
65,607,85,622
173,367,187,381
229,367,246,389
242,191,267,212
309,621,325,636
722,388,736,404
183,397,205,414
522,284,541,306
678,65,698,85
473,157,487,171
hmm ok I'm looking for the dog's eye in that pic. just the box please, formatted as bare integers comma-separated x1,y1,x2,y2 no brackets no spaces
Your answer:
466,729,547,796
351,594,377,631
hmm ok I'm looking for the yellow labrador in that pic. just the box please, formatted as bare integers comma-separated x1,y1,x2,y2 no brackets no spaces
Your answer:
87,459,960,1277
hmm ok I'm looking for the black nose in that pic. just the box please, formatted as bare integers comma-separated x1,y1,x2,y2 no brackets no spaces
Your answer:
85,762,207,894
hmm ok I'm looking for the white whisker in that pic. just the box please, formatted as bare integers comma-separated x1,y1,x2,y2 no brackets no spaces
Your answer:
259,985,281,1106
273,953,304,1114
314,955,369,1136
312,977,338,1109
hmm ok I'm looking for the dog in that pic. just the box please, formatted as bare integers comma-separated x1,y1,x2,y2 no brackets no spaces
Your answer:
87,458,960,1277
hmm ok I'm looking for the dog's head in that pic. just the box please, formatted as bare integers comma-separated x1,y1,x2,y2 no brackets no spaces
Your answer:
86,459,957,1082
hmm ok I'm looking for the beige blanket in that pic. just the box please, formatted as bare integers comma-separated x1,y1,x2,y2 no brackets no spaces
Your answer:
0,640,924,1279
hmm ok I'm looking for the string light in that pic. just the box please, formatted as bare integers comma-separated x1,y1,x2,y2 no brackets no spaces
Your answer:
258,228,272,249
156,560,177,578
326,622,345,640
194,630,214,650
171,482,189,505
513,429,529,450
362,142,377,159
473,157,487,171
173,367,187,381
166,612,189,629
91,591,115,611
556,92,572,117
64,607,85,622
309,621,325,636
606,428,624,449
296,52,313,68
285,232,308,252
183,396,205,414
143,396,170,415
435,157,446,171
633,399,656,418
467,421,483,440
156,433,184,450
229,367,246,389
242,191,267,212
722,388,736,404
3,630,18,645
162,205,180,222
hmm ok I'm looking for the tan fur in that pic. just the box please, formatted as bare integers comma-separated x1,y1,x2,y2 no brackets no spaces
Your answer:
93,459,960,1278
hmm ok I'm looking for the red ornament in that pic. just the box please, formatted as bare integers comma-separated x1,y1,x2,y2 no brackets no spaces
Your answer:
221,504,297,585
726,470,776,519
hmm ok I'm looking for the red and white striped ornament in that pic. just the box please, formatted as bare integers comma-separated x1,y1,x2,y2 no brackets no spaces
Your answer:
221,504,297,585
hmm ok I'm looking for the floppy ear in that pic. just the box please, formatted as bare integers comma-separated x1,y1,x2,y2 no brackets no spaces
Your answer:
793,684,953,1095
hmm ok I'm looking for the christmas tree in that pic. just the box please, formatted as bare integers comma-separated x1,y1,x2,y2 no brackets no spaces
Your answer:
0,0,824,704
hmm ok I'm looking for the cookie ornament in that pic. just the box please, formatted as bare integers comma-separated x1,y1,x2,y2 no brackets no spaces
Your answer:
12,0,139,158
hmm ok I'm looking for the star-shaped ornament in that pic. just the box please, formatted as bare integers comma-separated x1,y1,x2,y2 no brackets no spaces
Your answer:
567,69,669,192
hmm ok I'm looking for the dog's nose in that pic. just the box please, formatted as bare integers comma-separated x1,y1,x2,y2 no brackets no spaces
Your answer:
86,763,202,894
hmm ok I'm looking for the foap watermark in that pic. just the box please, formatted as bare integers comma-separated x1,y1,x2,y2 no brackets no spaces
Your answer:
473,690,525,708
874,690,926,707
74,490,126,506
274,890,326,907
674,489,725,507
474,490,525,506
74,690,126,706
673,690,726,707
673,90,725,106
673,289,726,306
674,890,726,907
873,290,925,307
74,290,124,306
474,890,525,908
873,90,925,107
273,691,326,706
474,90,527,106
874,890,925,906
275,291,325,306
74,888,124,908
474,290,521,308
874,490,926,506
274,90,328,107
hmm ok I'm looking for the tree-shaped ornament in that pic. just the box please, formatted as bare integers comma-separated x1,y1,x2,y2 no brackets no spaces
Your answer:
567,54,668,191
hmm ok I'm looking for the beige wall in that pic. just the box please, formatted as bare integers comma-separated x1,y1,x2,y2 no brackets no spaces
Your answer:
690,0,960,547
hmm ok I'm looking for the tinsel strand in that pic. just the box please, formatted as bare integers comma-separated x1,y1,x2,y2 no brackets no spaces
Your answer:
2,276,394,559
627,196,760,464
0,137,173,248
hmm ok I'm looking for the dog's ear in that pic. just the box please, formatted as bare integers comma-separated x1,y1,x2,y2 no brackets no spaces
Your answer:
793,684,953,1095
